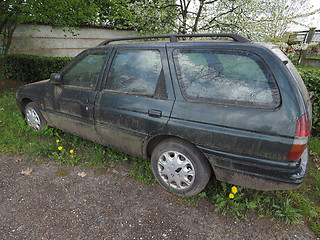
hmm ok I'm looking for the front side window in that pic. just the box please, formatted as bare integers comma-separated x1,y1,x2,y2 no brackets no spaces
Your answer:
173,49,280,108
105,50,162,96
63,52,107,89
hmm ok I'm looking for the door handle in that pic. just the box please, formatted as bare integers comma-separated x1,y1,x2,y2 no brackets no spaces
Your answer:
80,98,89,104
148,109,162,118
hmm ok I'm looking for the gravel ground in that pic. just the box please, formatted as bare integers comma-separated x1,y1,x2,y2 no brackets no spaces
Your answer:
0,154,318,240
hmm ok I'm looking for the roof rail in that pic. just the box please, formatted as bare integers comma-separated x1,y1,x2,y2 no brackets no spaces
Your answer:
98,33,251,46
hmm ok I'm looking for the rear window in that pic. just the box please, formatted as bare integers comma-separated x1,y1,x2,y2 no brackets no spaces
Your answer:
173,49,280,108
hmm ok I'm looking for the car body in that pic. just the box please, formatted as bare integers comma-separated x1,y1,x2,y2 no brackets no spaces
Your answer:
16,34,312,196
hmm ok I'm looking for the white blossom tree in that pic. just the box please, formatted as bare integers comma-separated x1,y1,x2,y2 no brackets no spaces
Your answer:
172,0,314,41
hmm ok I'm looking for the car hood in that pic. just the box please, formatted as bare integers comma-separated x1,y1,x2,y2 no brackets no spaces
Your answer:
17,79,51,101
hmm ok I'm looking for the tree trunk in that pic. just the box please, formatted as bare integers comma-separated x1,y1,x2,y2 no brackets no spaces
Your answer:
0,18,18,78
192,2,204,33
178,0,190,34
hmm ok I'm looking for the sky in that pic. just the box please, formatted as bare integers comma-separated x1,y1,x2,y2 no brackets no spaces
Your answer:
294,0,320,30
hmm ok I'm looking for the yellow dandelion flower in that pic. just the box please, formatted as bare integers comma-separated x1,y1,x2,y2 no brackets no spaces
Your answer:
70,149,74,154
231,186,237,194
56,139,60,143
229,193,234,199
58,146,63,151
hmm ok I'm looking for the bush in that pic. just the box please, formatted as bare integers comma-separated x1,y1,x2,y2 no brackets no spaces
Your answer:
3,54,72,82
298,67,320,135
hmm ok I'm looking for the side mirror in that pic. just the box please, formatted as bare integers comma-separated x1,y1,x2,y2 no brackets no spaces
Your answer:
50,73,62,85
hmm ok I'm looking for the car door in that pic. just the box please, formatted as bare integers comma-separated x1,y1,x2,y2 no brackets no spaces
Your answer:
94,47,175,157
48,50,109,141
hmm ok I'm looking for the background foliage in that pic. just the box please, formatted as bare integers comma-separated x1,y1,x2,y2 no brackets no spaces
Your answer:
91,0,316,41
171,0,313,41
298,67,320,135
93,0,178,35
0,0,98,75
3,54,72,82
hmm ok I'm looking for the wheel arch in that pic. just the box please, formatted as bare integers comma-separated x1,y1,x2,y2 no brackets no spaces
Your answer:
20,98,33,117
145,134,211,165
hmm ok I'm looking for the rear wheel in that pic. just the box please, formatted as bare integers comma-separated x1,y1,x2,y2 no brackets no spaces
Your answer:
25,102,47,131
151,138,211,196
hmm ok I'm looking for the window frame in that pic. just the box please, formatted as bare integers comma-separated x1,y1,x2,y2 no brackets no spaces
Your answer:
173,48,281,109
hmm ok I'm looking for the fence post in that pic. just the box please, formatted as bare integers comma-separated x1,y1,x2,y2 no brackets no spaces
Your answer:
299,27,316,65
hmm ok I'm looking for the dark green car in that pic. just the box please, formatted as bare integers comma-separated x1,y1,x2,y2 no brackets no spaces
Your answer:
16,34,312,196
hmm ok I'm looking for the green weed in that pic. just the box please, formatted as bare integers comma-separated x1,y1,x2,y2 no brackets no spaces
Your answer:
311,221,320,237
309,138,320,154
55,168,69,177
213,183,251,221
179,196,198,206
197,191,207,200
273,199,302,225
211,182,306,224
129,156,156,184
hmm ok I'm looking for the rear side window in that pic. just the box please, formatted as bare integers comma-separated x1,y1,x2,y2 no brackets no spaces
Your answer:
173,49,280,108
105,50,162,96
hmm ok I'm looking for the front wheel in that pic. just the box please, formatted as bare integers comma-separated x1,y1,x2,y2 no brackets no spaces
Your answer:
25,102,47,131
151,139,211,196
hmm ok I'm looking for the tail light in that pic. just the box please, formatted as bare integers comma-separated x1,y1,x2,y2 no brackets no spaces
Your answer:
286,113,310,161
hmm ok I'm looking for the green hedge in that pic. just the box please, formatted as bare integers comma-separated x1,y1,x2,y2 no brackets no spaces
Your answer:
298,67,320,136
3,54,72,82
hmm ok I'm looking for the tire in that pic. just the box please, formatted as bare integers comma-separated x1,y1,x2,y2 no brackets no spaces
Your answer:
151,138,211,196
25,102,47,131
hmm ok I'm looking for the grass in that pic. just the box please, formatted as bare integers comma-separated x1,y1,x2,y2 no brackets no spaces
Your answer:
306,55,320,60
1,90,320,236
297,65,320,71
0,91,44,154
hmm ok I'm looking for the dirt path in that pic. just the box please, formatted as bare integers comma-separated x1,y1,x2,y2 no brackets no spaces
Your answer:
0,154,317,239
0,79,27,94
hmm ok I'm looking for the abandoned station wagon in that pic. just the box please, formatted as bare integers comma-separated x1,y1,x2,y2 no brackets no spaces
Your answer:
16,34,312,196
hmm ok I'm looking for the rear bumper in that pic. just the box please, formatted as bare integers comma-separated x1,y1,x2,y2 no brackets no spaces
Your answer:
200,146,308,191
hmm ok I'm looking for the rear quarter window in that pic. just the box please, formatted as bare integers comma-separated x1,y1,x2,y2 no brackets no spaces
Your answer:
173,49,280,108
